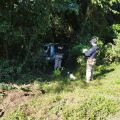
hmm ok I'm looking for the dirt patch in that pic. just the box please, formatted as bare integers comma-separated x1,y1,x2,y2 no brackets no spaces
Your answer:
0,83,45,118
0,90,34,117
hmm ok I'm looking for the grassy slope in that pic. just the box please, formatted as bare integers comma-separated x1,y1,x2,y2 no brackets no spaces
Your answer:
1,64,120,120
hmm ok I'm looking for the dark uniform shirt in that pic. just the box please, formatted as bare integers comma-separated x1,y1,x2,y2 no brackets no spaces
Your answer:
85,45,98,59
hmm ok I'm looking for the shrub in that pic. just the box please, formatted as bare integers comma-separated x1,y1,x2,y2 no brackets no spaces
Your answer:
0,59,22,81
106,33,120,62
53,69,61,77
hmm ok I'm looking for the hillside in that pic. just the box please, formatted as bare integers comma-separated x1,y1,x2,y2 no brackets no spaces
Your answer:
0,64,120,120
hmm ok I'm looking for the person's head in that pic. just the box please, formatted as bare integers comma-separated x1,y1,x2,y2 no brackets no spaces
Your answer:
90,38,97,46
57,46,63,53
58,46,63,50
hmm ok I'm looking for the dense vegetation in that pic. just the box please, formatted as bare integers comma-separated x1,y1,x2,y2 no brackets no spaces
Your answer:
0,0,120,77
0,0,120,119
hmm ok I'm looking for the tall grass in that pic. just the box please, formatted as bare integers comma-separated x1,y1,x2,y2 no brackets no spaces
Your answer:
1,64,120,120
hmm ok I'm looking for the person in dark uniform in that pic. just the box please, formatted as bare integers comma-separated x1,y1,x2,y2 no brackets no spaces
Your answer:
83,38,98,83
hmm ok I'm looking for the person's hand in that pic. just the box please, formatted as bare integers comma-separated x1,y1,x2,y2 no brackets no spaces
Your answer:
82,48,88,53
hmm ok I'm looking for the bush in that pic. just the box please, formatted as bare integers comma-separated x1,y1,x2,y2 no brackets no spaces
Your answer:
53,69,61,77
106,33,120,62
0,59,22,81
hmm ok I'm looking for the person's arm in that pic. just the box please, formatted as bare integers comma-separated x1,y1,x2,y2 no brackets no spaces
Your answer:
85,47,95,57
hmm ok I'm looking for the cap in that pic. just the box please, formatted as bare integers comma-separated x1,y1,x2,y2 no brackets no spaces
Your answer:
90,38,97,44
58,46,63,49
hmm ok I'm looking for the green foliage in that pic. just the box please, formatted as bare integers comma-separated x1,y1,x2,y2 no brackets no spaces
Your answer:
0,0,119,74
106,33,120,62
53,69,61,77
53,0,80,14
0,60,22,81
0,0,120,119
72,43,89,56
91,0,120,13
95,38,108,65
0,83,15,91
0,21,10,33
105,23,120,63
112,24,120,36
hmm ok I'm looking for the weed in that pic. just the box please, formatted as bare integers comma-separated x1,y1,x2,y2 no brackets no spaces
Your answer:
0,83,15,91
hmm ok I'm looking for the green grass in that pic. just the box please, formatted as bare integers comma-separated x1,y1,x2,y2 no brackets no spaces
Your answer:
0,83,15,91
1,64,120,120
